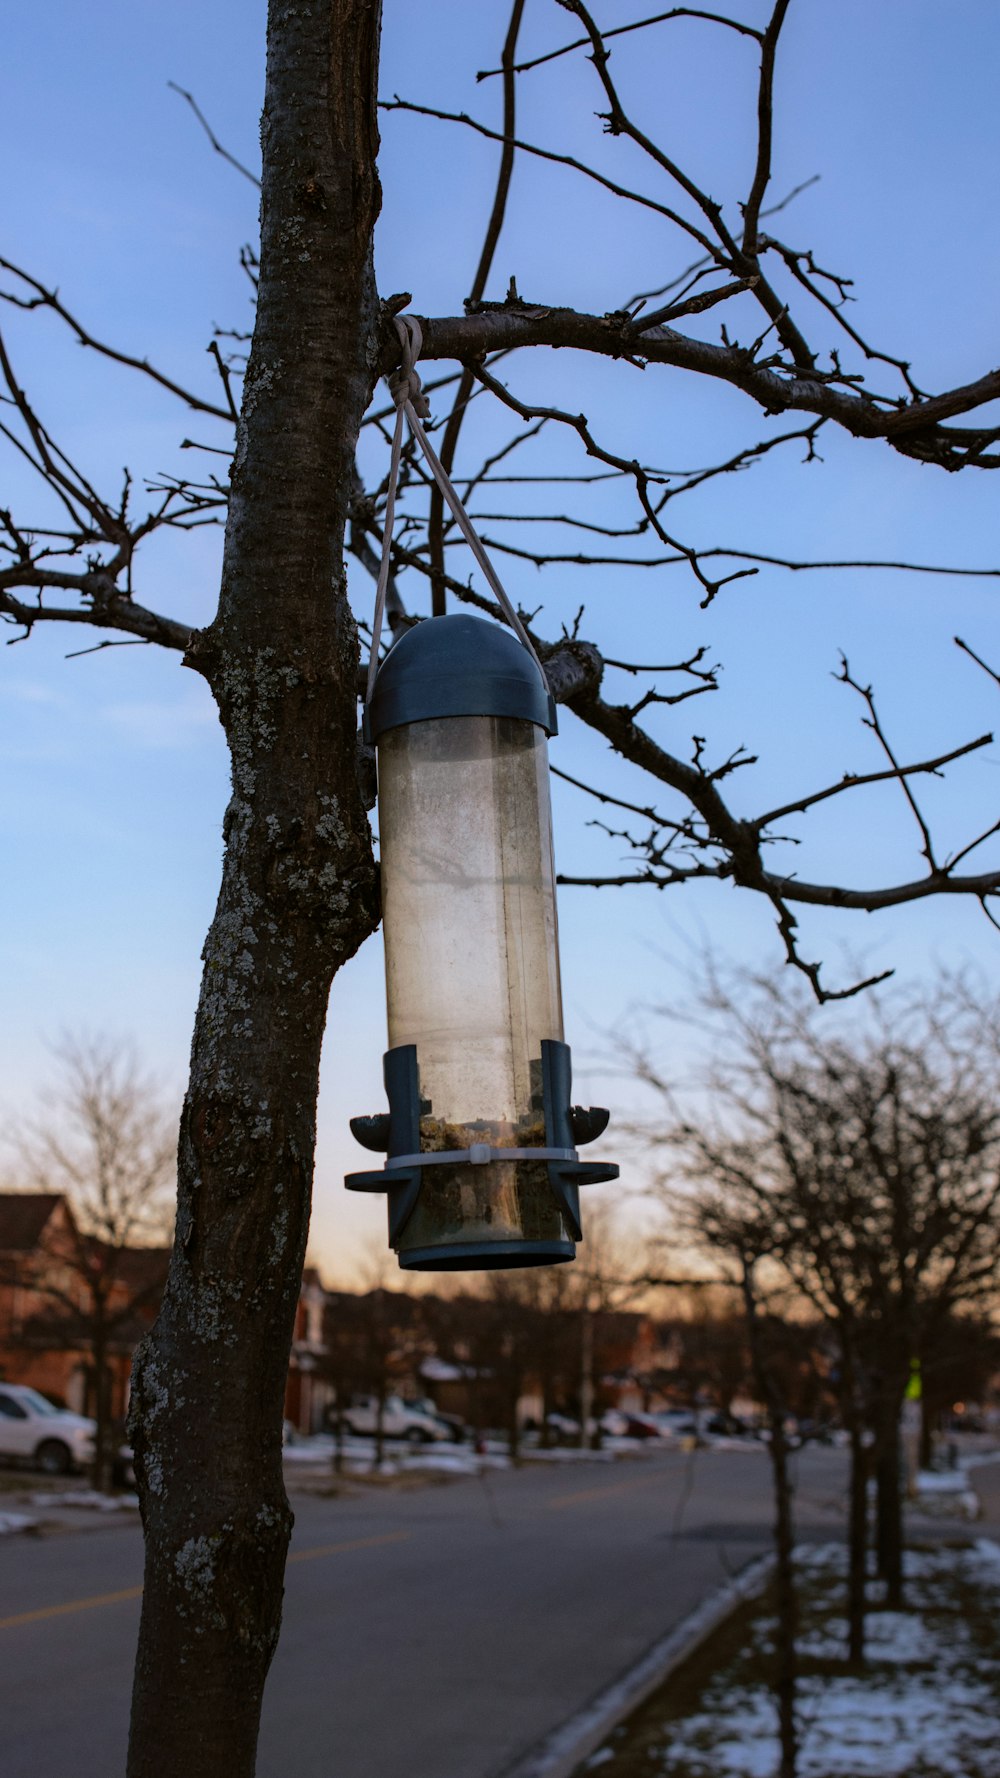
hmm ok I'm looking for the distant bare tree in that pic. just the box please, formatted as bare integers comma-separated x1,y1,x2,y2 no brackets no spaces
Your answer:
665,1294,752,1420
682,1201,800,1778
9,1035,174,1489
564,1203,641,1447
638,970,1000,1633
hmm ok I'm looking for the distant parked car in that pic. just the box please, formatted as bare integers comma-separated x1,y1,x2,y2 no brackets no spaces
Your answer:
403,1396,466,1442
705,1412,758,1440
545,1412,582,1442
545,1411,649,1442
652,1408,699,1438
792,1416,837,1445
947,1407,986,1434
342,1395,450,1443
598,1410,630,1438
620,1411,665,1440
0,1384,96,1475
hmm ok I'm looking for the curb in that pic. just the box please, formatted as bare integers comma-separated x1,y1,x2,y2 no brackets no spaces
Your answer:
500,1551,776,1778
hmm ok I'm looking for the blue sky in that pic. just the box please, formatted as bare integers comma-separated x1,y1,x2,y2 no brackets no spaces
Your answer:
2,2,999,1280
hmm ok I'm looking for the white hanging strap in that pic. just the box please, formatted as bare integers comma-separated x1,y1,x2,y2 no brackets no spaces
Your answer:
365,397,407,706
366,314,546,707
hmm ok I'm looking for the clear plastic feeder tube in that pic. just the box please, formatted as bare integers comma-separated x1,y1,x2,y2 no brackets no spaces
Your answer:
377,713,571,1264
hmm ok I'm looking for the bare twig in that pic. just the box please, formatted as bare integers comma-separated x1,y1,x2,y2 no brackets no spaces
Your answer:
380,98,722,260
0,259,233,422
955,636,1000,689
167,82,262,188
427,0,527,616
837,656,939,871
477,6,761,81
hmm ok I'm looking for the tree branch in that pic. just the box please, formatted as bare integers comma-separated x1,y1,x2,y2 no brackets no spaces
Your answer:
428,0,527,616
392,305,1000,468
476,6,762,81
0,258,234,422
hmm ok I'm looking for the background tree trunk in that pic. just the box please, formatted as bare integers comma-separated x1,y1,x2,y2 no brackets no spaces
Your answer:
741,1264,798,1778
846,1413,868,1664
875,1401,905,1609
126,5,383,1774
919,1398,934,1471
767,1406,799,1778
579,1303,594,1450
374,1382,387,1473
507,1377,521,1460
91,1304,112,1495
837,1335,868,1665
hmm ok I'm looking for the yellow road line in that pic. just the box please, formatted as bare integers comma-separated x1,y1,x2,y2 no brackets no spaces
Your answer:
0,1585,143,1631
548,1475,661,1510
0,1528,411,1631
286,1530,410,1563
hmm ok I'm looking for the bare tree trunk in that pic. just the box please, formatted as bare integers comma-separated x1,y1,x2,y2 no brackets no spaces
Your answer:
126,6,382,1775
540,1359,554,1449
846,1414,867,1664
741,1266,797,1778
91,1308,112,1495
767,1407,798,1778
839,1335,867,1665
471,1367,485,1451
875,1403,905,1609
507,1383,521,1460
374,1385,386,1473
919,1396,934,1471
579,1304,593,1450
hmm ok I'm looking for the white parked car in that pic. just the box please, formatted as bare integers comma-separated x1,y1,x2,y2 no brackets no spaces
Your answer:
652,1408,700,1438
342,1394,450,1443
0,1384,97,1475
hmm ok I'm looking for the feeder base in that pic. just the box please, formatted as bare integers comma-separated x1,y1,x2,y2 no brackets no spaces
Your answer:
398,1238,575,1272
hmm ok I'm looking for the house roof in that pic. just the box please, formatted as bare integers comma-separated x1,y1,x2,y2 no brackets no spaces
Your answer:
0,1192,67,1252
83,1238,171,1293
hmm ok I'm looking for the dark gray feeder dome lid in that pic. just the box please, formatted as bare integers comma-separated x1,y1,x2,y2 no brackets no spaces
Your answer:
367,613,557,742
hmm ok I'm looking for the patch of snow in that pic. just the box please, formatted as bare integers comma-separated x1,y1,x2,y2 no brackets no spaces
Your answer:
0,1512,38,1536
796,1541,847,1572
419,1356,471,1382
662,1672,1000,1777
794,1622,851,1662
972,1538,1000,1584
399,1450,510,1476
520,1446,618,1464
639,1539,1000,1778
29,1490,139,1511
283,1440,338,1463
862,1610,941,1663
916,1466,970,1493
962,1448,1000,1471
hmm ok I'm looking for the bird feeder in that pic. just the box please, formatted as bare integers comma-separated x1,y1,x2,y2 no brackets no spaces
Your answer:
346,613,618,1270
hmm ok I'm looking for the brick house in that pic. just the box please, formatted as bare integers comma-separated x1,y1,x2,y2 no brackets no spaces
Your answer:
0,1191,169,1420
1,1193,338,1436
284,1265,333,1434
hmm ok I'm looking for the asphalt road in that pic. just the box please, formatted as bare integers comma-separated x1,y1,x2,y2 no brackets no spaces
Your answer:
0,1444,887,1778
